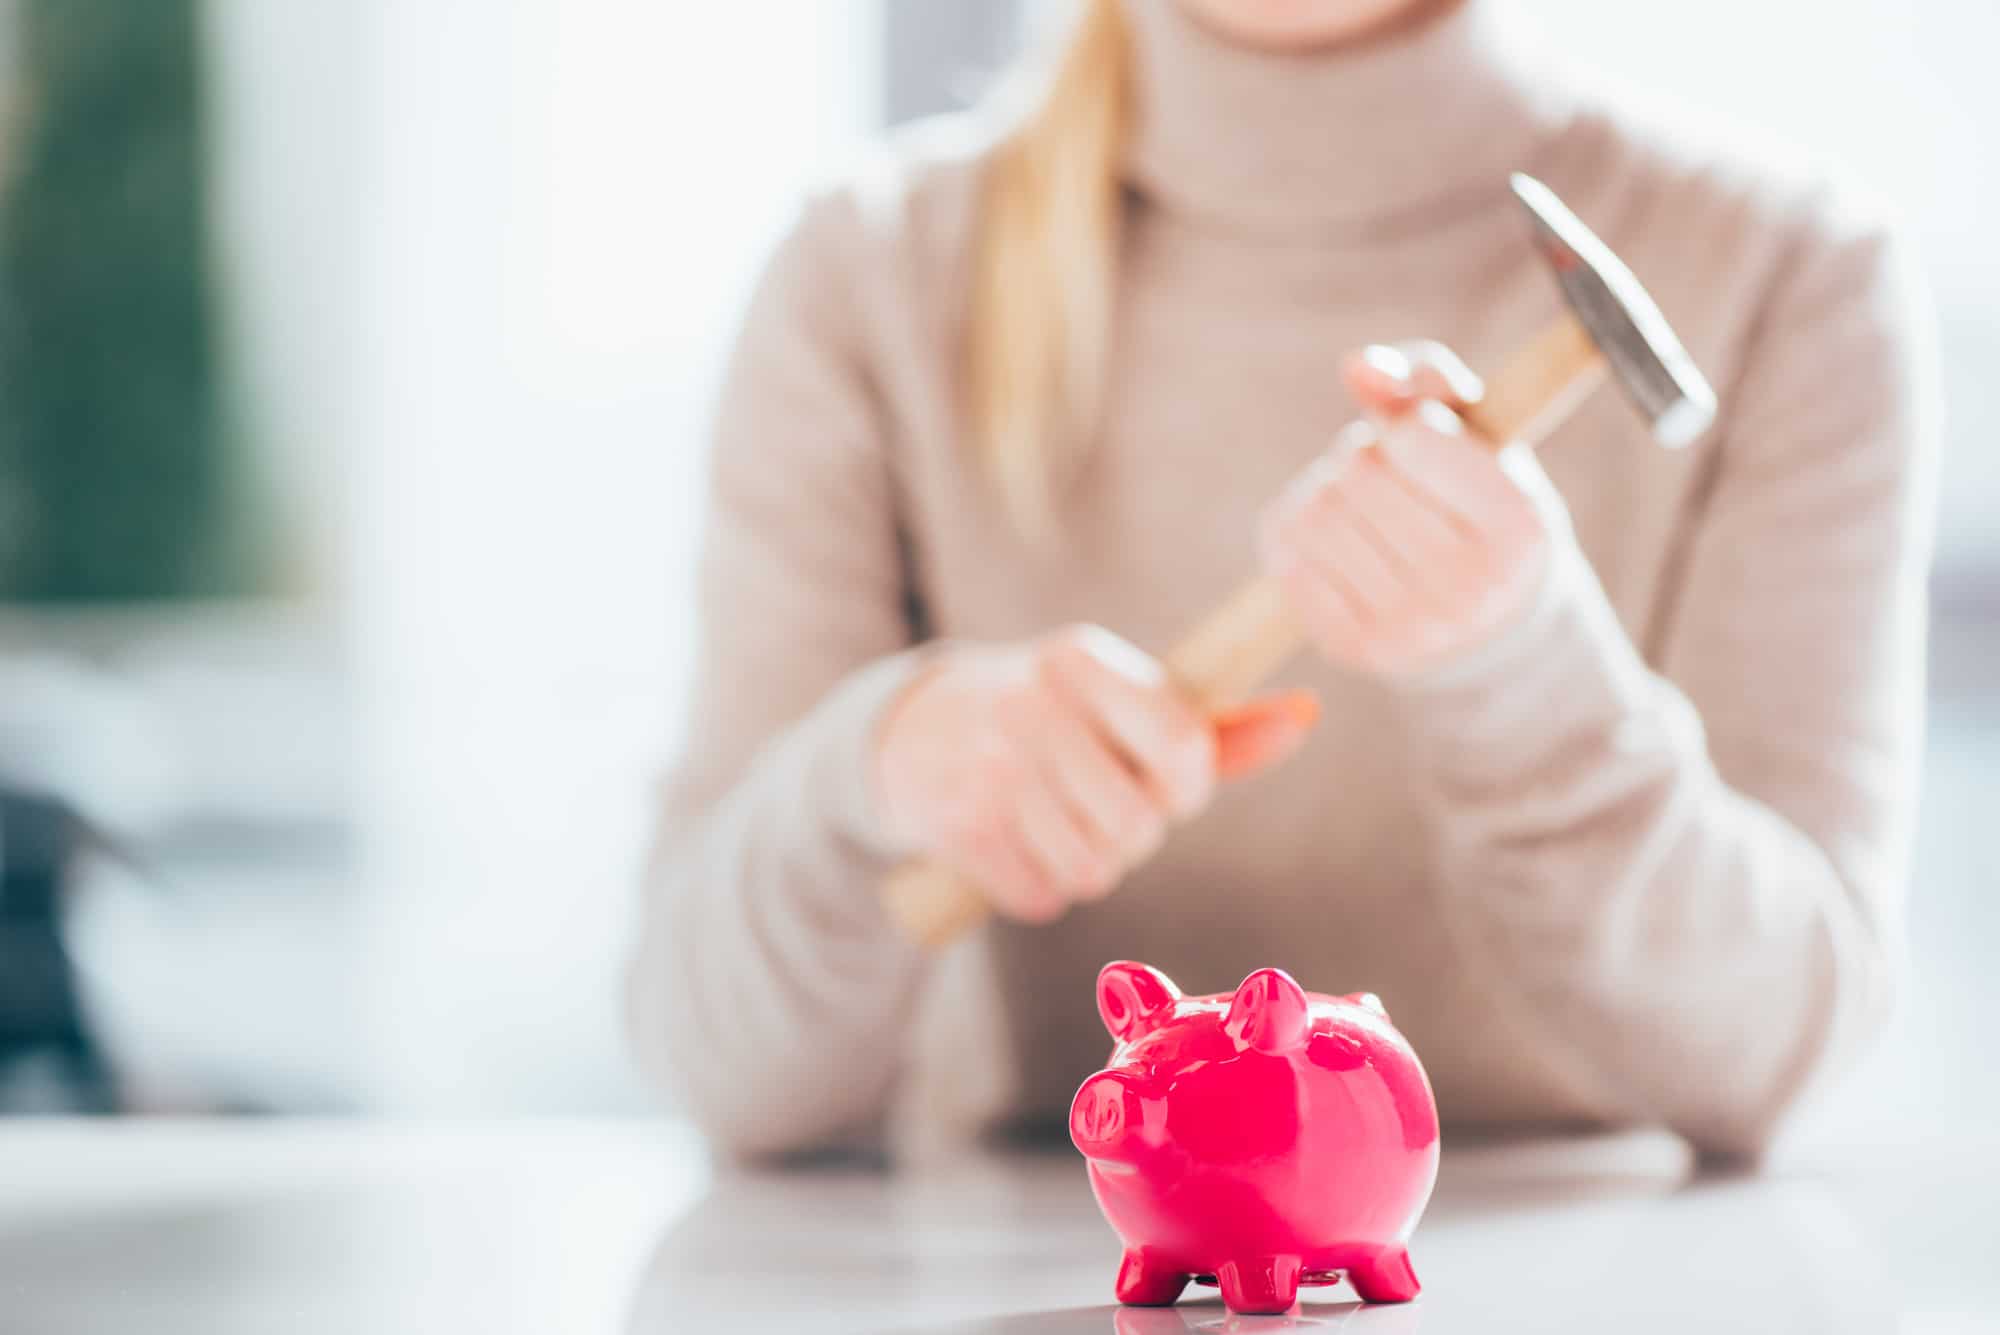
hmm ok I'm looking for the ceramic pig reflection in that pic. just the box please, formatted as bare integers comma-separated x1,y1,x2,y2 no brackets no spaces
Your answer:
1070,962,1440,1315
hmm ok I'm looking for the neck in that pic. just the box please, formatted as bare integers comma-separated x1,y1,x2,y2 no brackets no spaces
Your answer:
1121,0,1568,238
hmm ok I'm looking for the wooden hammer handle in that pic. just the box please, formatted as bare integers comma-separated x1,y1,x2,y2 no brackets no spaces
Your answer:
881,314,1607,949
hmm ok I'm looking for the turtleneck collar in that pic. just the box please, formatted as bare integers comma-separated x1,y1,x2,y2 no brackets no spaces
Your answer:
1122,0,1569,239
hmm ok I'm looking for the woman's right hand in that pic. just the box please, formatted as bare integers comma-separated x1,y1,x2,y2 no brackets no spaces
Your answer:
872,625,1319,924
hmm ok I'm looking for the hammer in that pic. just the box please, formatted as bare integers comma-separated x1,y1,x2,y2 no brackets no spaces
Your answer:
882,173,1718,949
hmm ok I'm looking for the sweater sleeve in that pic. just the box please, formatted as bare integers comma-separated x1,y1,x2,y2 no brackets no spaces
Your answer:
624,191,934,1156
1387,207,1938,1157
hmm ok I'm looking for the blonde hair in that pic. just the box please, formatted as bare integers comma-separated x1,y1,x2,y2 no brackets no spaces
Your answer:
965,0,1134,536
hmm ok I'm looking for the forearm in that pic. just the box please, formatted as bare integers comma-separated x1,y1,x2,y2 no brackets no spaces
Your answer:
626,652,932,1157
1394,547,1899,1155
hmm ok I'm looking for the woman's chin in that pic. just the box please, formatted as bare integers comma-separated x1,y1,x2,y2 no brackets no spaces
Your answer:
1171,0,1452,55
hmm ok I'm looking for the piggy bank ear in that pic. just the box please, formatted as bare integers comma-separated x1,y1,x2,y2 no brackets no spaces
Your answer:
1343,991,1387,1018
1096,961,1181,1043
1224,968,1310,1054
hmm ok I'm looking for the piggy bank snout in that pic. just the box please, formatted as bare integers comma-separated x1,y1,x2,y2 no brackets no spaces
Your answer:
1071,1071,1147,1156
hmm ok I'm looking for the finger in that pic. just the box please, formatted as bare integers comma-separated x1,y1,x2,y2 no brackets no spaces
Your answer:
1376,400,1528,539
1274,559,1368,657
959,826,1064,924
1257,426,1370,569
1213,690,1321,780
1343,342,1485,417
1257,419,1375,573
1012,780,1108,901
1351,444,1474,551
1262,433,1358,544
1397,339,1486,404
1048,631,1215,818
1343,345,1418,416
1287,482,1410,620
1341,449,1476,606
1033,715,1168,886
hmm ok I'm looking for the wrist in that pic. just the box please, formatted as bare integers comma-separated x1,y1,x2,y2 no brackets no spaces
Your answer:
864,655,948,855
862,643,960,859
1385,534,1667,786
762,646,953,866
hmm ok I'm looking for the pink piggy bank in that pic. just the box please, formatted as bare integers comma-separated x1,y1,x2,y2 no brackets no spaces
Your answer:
1069,961,1440,1315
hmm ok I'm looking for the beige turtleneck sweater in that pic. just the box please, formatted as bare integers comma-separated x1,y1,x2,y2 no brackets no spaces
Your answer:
627,0,1936,1159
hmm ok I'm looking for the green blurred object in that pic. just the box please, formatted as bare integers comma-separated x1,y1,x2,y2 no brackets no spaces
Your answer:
0,0,251,601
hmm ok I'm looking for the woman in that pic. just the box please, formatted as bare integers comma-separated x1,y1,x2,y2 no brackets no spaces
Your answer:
628,0,1935,1160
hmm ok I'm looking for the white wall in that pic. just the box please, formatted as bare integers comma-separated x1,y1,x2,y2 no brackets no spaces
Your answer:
344,1,880,1112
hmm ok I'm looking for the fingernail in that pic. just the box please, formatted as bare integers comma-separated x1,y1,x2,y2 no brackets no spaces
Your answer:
1360,344,1412,385
1266,695,1322,765
1082,626,1166,687
1416,398,1463,436
1275,689,1322,730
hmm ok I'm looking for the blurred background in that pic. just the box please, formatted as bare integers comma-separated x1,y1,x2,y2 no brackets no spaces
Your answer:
0,0,1991,1126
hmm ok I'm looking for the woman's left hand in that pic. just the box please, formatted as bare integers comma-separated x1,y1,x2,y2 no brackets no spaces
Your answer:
1260,341,1566,678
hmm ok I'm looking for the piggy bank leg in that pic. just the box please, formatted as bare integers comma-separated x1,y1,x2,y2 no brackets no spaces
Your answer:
1347,1246,1420,1303
1216,1255,1302,1315
1114,1250,1189,1306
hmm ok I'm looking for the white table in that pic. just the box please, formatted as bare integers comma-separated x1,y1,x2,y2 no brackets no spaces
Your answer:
0,1120,1991,1333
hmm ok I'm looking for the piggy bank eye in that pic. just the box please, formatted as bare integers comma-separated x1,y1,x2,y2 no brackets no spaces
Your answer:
1308,1029,1367,1072
1223,968,1310,1054
1096,961,1182,1043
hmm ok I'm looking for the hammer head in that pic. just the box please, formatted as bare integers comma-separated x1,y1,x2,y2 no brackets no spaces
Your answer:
1510,173,1717,448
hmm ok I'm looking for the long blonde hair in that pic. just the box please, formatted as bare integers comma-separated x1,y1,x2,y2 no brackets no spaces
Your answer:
965,0,1134,536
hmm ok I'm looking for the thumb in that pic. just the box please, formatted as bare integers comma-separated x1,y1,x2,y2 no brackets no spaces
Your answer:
1343,342,1485,418
1212,690,1322,781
